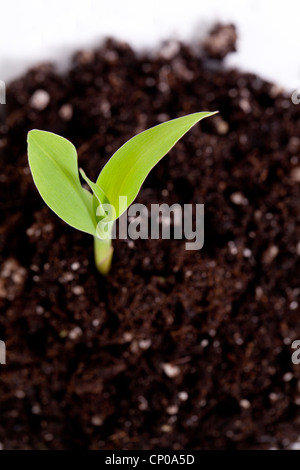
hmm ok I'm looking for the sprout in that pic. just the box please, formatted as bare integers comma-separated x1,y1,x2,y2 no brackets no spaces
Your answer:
27,111,217,275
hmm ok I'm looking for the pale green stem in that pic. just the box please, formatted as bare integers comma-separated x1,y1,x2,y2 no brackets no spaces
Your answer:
94,236,114,276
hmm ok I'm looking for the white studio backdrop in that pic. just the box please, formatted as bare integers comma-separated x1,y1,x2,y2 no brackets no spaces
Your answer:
1,0,300,90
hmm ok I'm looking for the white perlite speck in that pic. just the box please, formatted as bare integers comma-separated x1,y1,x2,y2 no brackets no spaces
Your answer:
243,248,252,258
59,104,73,121
29,89,50,110
138,396,148,410
68,326,83,340
31,404,41,415
139,339,152,350
166,405,178,415
15,390,25,399
228,241,238,255
71,262,80,271
36,305,44,315
123,332,133,342
291,167,300,182
289,301,298,311
230,192,248,206
178,391,188,401
262,245,279,264
283,372,293,382
239,399,251,409
91,415,103,426
72,285,84,296
161,363,180,378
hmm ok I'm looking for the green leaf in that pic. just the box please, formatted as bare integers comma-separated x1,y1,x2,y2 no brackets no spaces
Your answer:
28,130,96,235
79,168,108,217
96,111,217,218
80,168,115,239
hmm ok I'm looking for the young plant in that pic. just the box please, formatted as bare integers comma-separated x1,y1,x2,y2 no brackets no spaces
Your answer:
27,111,216,275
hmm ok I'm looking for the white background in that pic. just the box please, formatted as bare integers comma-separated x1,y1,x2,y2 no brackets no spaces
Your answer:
1,0,300,90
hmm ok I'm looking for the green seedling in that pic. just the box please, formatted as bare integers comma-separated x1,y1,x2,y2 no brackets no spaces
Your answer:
27,111,217,275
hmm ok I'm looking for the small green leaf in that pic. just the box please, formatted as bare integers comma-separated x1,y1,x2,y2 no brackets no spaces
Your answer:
80,168,114,239
79,168,108,217
28,130,96,235
96,111,217,218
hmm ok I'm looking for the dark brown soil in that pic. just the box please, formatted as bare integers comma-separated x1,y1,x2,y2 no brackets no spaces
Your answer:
203,23,237,60
1,31,300,450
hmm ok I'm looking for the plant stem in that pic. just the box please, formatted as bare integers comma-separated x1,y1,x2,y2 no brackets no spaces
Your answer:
94,236,114,275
